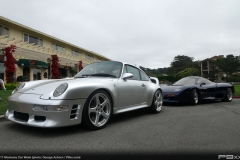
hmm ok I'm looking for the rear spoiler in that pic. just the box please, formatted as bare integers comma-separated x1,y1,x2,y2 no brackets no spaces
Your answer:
149,77,159,85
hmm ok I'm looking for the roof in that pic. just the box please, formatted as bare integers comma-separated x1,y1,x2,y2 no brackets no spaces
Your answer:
200,55,224,62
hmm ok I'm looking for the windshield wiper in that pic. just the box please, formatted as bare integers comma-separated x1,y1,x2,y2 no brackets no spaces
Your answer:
91,73,116,78
74,75,92,78
76,73,116,78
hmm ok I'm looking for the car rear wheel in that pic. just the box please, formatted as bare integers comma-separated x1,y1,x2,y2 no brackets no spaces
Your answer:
189,89,198,105
150,90,163,113
82,90,112,130
222,88,233,102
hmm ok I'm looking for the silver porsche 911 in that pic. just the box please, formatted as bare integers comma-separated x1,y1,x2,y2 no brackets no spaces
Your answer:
5,61,163,130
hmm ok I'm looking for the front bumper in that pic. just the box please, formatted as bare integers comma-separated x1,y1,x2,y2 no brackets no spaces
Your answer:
163,92,190,103
5,93,86,128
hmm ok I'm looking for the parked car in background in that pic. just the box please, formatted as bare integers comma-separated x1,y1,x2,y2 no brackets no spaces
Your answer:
5,61,163,130
161,76,234,105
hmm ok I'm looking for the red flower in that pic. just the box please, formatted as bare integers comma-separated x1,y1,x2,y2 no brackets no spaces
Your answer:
4,44,16,83
79,60,83,72
51,55,60,79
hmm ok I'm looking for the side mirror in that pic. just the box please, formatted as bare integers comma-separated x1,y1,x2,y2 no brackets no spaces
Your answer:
200,83,206,86
122,73,133,80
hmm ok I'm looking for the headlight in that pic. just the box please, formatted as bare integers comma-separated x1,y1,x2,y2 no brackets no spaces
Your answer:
33,105,69,111
53,83,68,97
11,82,25,94
173,88,182,92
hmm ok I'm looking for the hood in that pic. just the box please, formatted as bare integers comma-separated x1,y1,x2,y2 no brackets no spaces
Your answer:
161,85,187,92
17,77,116,95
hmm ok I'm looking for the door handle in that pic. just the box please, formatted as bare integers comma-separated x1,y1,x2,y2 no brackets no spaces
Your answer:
141,84,146,87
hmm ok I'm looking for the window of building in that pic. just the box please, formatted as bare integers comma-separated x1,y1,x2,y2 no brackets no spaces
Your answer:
4,27,9,37
23,33,43,46
39,39,43,46
72,50,81,57
33,68,41,80
52,43,65,53
29,35,38,45
86,55,93,61
96,58,101,62
0,25,9,37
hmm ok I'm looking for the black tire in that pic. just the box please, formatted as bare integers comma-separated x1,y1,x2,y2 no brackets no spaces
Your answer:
82,90,112,130
189,89,198,105
222,88,233,102
149,90,163,113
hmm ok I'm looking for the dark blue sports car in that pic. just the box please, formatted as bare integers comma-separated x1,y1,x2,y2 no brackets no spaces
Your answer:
161,76,234,105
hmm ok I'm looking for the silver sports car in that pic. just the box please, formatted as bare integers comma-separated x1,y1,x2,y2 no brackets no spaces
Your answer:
5,61,163,130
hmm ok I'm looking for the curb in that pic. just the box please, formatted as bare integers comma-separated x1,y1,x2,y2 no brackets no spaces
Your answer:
0,115,4,119
233,96,240,98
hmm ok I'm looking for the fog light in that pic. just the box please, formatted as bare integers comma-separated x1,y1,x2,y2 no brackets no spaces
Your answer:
33,105,47,111
33,105,69,111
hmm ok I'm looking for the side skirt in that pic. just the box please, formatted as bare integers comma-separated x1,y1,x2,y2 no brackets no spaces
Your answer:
113,103,149,114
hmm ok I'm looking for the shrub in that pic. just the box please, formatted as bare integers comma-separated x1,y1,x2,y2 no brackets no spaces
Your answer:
17,75,24,82
228,75,240,82
5,83,18,90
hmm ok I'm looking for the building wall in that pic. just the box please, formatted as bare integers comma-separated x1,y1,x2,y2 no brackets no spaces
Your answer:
0,16,110,83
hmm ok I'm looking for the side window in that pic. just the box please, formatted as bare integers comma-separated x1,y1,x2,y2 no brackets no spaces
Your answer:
126,65,141,80
123,65,128,74
201,78,212,85
140,70,149,81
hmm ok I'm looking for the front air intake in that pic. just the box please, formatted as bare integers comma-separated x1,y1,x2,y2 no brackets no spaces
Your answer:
70,104,80,119
14,111,29,122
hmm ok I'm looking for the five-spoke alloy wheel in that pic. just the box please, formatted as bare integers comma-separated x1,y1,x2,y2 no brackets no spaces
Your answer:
82,90,112,130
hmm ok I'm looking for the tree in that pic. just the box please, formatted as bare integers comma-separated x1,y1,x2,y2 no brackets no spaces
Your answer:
51,55,60,79
215,54,240,77
79,60,83,71
4,44,16,83
175,68,200,79
169,55,198,74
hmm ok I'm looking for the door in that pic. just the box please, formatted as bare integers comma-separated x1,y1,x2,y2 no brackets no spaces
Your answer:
118,65,146,107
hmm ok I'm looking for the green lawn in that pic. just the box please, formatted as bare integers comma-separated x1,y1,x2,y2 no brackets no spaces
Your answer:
0,90,13,116
234,84,240,96
0,85,240,116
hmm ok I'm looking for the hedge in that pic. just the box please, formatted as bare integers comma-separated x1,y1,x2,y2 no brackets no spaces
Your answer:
4,83,18,90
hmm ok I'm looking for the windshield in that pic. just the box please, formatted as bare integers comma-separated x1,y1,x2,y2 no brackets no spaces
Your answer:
173,77,197,85
74,61,123,78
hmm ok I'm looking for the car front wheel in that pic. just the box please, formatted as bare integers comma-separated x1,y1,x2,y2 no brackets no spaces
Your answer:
82,90,112,130
222,88,233,102
189,89,198,105
150,90,163,113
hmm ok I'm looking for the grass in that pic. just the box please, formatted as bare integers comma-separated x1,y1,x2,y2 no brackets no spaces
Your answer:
0,85,240,116
234,84,240,96
0,90,13,116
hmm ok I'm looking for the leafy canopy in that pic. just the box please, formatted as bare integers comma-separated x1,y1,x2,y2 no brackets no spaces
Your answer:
175,68,200,79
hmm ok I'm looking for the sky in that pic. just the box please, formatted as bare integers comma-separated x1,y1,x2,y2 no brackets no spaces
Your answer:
1,0,240,69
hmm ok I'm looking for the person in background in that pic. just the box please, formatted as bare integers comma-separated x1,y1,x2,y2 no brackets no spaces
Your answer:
0,75,6,100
